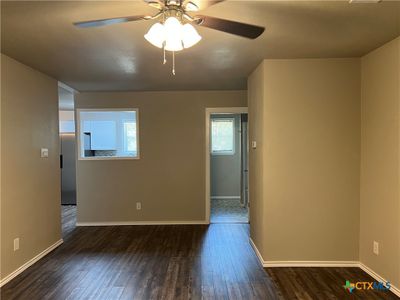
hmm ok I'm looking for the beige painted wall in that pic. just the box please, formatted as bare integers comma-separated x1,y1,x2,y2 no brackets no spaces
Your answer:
1,54,61,280
75,91,247,223
248,62,266,255
360,37,400,288
249,58,361,261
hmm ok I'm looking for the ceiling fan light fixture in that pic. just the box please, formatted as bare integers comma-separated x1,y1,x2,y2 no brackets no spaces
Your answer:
145,17,202,52
164,16,182,34
164,17,184,51
165,38,184,51
144,22,165,48
181,23,202,48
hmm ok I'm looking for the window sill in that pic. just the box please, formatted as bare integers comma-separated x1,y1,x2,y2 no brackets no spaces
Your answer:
78,156,140,161
211,152,235,156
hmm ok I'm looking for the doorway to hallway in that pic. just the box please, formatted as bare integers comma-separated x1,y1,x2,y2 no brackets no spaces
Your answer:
206,108,249,224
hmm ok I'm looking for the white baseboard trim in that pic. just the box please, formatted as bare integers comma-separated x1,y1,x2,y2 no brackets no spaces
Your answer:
0,239,63,287
249,238,400,297
249,238,359,267
263,261,360,267
211,196,241,200
249,238,266,267
76,220,209,226
359,262,400,297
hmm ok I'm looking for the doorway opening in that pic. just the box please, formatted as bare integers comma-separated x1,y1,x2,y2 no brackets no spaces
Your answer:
206,108,249,224
58,83,77,234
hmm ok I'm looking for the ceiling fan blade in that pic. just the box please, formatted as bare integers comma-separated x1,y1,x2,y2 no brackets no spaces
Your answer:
74,15,146,28
194,15,265,39
183,0,225,11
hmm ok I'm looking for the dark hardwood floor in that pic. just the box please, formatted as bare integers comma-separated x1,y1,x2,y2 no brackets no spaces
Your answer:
1,206,398,299
267,267,398,300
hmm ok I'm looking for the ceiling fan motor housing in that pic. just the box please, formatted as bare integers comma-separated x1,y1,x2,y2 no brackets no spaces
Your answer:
167,0,180,6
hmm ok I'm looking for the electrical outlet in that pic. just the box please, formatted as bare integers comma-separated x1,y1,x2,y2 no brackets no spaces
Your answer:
373,241,379,255
136,202,141,210
14,238,19,251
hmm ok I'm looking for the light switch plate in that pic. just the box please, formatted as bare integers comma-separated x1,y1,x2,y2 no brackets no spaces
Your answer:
252,141,257,149
373,241,379,255
41,148,49,158
14,238,19,251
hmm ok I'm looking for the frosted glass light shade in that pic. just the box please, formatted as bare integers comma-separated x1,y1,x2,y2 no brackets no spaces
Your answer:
144,22,165,48
144,18,202,52
164,17,183,51
181,23,202,48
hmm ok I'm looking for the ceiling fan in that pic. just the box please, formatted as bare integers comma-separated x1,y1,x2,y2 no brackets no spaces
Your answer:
74,0,265,74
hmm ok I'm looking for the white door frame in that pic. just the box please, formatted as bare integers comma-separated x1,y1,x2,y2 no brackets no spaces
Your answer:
205,107,249,223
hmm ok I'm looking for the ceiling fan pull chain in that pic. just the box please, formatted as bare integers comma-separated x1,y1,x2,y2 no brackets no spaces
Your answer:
172,51,176,75
163,43,167,65
162,12,167,66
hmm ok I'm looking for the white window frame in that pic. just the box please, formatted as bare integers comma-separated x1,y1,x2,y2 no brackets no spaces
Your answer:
210,117,235,156
76,108,140,160
122,120,137,155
